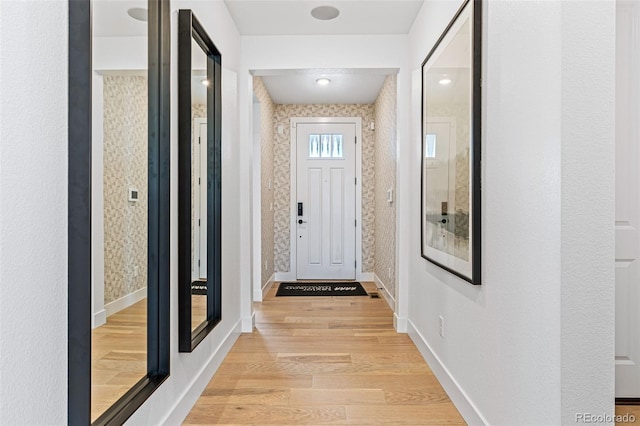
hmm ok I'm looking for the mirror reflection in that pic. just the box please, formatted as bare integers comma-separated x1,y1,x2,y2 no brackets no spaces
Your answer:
91,0,148,421
191,37,208,331
422,4,472,265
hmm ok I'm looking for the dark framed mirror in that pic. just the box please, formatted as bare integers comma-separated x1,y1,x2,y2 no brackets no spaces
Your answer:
178,9,222,352
420,0,482,285
68,0,171,424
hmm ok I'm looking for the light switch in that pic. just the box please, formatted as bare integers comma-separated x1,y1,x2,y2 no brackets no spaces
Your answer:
129,188,139,202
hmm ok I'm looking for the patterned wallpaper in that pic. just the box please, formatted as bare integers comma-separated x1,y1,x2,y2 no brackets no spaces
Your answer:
374,75,397,296
253,77,275,286
273,104,376,273
103,75,148,304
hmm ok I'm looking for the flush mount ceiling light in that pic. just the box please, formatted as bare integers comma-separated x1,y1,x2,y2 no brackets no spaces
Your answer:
311,5,340,21
316,78,331,86
438,77,452,85
201,79,210,86
127,7,148,22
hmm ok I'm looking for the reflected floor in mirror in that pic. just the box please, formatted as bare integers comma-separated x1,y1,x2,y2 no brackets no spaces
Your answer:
91,299,147,422
192,294,207,330
184,282,465,425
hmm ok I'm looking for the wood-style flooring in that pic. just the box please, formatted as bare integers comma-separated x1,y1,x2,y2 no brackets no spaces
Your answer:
91,295,209,421
91,299,147,422
616,405,640,425
184,282,465,425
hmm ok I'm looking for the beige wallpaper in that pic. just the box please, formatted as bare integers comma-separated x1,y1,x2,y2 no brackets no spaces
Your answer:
253,77,276,286
374,75,397,296
273,104,376,273
103,75,148,304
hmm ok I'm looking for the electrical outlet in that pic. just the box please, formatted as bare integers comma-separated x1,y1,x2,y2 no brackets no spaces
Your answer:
388,266,392,280
439,315,445,338
134,266,139,278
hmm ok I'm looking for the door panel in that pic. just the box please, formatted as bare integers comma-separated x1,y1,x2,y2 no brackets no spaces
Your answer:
330,168,345,265
616,0,640,397
307,168,323,265
296,122,356,280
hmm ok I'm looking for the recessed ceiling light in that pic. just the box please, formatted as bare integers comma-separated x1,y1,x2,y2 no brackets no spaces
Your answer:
201,79,210,86
316,78,331,86
439,78,452,85
127,7,148,22
311,5,340,21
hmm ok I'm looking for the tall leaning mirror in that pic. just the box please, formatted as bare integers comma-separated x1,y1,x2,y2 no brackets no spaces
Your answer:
178,9,222,352
68,0,170,424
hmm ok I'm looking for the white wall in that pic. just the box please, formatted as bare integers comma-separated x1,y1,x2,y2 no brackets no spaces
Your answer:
127,1,243,424
0,1,69,424
406,1,615,424
560,1,615,421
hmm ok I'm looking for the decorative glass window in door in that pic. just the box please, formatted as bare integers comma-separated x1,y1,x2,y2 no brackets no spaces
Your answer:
309,134,344,158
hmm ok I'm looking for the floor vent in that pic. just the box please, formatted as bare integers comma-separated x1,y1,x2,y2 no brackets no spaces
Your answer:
369,292,380,299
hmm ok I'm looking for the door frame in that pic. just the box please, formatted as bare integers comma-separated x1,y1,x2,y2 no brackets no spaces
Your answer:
288,117,363,280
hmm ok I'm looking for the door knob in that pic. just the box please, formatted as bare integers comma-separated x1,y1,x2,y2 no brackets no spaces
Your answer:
298,219,307,224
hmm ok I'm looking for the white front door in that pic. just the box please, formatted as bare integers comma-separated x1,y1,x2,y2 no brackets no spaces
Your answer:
193,118,207,280
295,122,356,280
615,0,640,398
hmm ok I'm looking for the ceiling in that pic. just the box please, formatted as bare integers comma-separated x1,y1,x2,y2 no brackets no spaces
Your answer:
92,0,425,104
256,69,394,105
224,0,425,36
233,1,422,104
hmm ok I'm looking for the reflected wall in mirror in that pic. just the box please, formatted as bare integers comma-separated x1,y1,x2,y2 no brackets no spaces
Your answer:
91,1,148,420
420,0,481,284
178,9,222,352
68,0,171,424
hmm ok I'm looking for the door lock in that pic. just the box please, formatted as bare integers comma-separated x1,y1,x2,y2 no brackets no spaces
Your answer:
298,219,307,224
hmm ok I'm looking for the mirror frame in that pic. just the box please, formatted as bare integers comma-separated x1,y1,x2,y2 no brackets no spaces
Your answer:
420,0,482,285
68,0,171,424
178,9,222,353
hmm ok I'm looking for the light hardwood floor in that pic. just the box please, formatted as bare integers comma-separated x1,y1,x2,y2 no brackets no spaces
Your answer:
91,295,208,421
616,405,640,425
184,282,465,425
91,299,147,422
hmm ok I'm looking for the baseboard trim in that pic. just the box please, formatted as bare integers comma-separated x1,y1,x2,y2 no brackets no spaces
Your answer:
373,273,395,310
407,320,487,425
241,312,256,333
394,313,407,333
92,309,106,329
275,272,294,282
358,272,375,281
162,319,242,425
104,287,147,317
253,273,275,302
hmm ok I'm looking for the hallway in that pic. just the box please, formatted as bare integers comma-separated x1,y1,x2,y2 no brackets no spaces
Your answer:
184,282,465,425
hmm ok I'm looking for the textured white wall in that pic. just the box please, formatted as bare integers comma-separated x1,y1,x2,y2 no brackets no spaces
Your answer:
406,1,615,424
560,1,615,421
0,0,69,423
